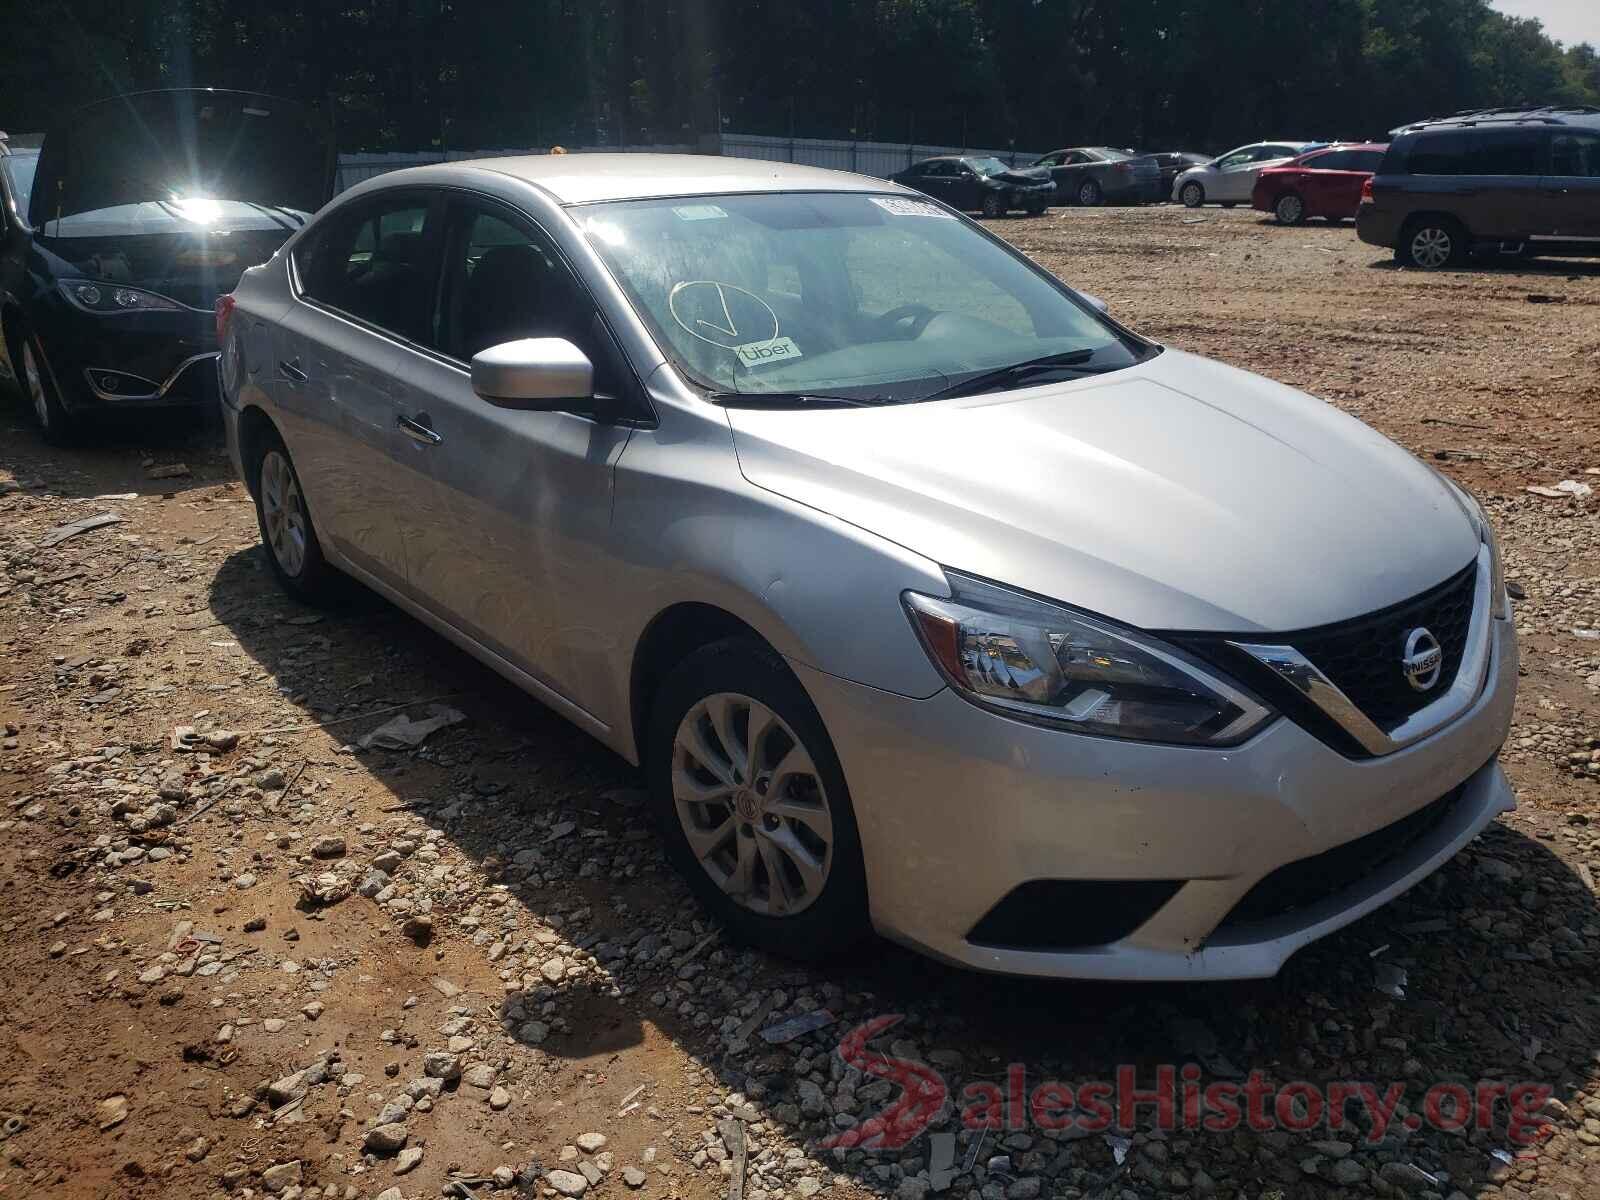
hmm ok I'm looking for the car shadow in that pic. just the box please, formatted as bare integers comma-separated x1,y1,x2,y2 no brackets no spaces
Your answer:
203,545,1600,1197
0,379,229,501
1366,256,1600,279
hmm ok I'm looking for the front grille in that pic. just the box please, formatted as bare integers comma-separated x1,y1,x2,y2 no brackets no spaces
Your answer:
1217,783,1465,929
1177,559,1479,757
1287,561,1477,732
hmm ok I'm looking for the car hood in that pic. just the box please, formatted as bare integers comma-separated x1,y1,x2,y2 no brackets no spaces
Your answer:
29,89,334,227
993,168,1053,186
726,349,1479,633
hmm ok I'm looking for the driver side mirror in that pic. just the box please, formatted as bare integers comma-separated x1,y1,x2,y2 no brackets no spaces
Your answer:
471,337,594,411
1078,292,1109,315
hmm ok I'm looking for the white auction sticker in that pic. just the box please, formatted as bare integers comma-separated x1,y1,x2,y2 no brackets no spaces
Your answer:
871,197,955,218
735,336,803,367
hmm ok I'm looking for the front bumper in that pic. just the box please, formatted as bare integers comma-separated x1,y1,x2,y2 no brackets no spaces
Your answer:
34,295,219,413
795,615,1517,980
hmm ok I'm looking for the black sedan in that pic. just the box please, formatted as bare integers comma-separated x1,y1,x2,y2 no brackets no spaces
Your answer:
1140,151,1211,199
0,89,334,442
889,156,1055,218
1030,147,1164,206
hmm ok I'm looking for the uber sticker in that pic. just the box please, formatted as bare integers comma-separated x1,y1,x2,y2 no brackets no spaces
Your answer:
735,336,803,367
871,197,956,219
673,204,729,221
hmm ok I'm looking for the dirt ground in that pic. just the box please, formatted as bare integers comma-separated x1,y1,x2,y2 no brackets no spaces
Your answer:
1,205,1598,1200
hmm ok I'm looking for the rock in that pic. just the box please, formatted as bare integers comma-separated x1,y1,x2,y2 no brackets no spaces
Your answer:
243,916,267,933
302,1000,324,1021
1379,1162,1435,1192
311,835,346,859
256,767,287,790
578,1160,603,1186
1327,1158,1368,1186
489,1085,512,1110
494,1166,517,1187
394,1146,424,1174
541,956,567,983
97,1095,129,1130
422,1051,461,1082
577,1132,608,1153
623,1166,647,1189
372,850,404,873
898,1179,931,1200
1006,1180,1041,1200
364,1122,409,1154
374,1190,404,1200
463,1063,496,1089
402,915,433,944
261,1161,302,1193
517,1020,549,1044
548,1169,590,1197
406,1077,446,1100
233,873,258,889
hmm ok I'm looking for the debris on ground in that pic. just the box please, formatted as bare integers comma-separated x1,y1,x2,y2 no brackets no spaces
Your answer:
359,703,468,749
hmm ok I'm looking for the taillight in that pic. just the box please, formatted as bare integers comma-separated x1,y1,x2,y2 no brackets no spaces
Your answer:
1113,161,1133,175
1360,178,1374,204
214,293,236,344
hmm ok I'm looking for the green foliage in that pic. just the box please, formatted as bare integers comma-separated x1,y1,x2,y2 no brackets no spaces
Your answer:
1,0,1594,151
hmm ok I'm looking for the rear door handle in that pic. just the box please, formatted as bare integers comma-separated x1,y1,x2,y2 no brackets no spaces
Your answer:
397,413,442,446
277,358,308,384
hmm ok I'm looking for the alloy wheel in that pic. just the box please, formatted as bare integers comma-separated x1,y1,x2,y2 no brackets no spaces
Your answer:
1276,194,1304,225
671,692,833,917
22,342,50,430
1410,226,1453,269
1181,183,1203,208
259,450,309,577
1079,180,1101,206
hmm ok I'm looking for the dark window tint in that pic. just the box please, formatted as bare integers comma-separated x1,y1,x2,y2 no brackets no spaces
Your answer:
295,192,436,342
923,161,957,178
1407,131,1473,175
1473,128,1546,176
1308,150,1354,170
1550,130,1600,178
433,199,622,396
1349,150,1384,173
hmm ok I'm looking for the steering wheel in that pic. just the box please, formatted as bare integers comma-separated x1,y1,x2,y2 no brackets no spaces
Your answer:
872,304,939,340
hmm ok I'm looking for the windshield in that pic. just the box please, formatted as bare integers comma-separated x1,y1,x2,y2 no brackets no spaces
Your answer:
581,192,1151,404
968,157,1009,177
2,153,37,218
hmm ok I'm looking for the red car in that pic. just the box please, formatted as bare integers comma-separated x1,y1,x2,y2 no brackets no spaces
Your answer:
1252,143,1387,225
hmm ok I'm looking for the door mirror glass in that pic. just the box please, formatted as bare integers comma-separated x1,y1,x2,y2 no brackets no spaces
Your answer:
1077,292,1109,315
471,337,594,409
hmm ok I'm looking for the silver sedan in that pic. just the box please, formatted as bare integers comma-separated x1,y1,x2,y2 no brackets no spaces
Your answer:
219,154,1516,980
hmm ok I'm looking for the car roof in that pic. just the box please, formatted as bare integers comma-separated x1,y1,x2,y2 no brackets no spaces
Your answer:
1396,105,1600,134
420,153,902,205
1299,142,1387,154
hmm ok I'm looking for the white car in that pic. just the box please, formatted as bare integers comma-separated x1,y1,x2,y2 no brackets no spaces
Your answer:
1173,142,1320,207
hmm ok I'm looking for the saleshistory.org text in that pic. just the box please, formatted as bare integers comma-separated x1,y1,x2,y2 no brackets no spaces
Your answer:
818,1016,1553,1152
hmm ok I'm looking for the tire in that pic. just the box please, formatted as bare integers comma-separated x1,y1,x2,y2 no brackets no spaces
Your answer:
1221,202,1238,208
1077,178,1103,207
1274,192,1306,226
1025,204,1047,218
1179,181,1205,208
20,335,76,445
646,638,869,961
980,192,1005,219
1397,217,1467,270
249,427,339,604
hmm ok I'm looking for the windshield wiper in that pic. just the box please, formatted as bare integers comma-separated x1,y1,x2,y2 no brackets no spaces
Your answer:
707,390,888,409
926,349,1111,400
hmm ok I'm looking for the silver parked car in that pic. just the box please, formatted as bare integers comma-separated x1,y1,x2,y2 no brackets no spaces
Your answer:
1173,141,1320,207
220,155,1516,980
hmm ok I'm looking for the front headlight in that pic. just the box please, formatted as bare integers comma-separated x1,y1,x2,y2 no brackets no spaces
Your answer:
60,280,184,314
903,573,1275,746
1440,476,1509,619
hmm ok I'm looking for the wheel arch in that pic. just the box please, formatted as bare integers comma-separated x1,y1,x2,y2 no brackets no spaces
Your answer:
235,404,281,498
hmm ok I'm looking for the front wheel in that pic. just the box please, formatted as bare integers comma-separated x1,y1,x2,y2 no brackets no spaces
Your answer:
1179,181,1205,208
980,192,1005,219
1274,192,1306,225
1398,218,1466,270
251,429,339,604
21,337,76,445
647,639,869,961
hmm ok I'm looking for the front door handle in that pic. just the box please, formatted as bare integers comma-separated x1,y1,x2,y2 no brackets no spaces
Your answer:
397,413,442,446
277,358,308,383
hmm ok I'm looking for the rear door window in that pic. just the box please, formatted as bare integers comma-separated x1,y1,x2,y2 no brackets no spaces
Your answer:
1406,131,1474,175
294,191,440,343
1348,150,1384,173
1473,128,1547,176
1308,150,1353,170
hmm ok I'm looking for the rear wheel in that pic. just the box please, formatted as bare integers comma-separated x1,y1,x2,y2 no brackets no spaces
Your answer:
980,192,1005,219
647,639,869,961
251,429,339,604
1179,181,1205,208
21,337,75,445
1398,217,1466,270
1274,192,1306,225
1077,179,1103,207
